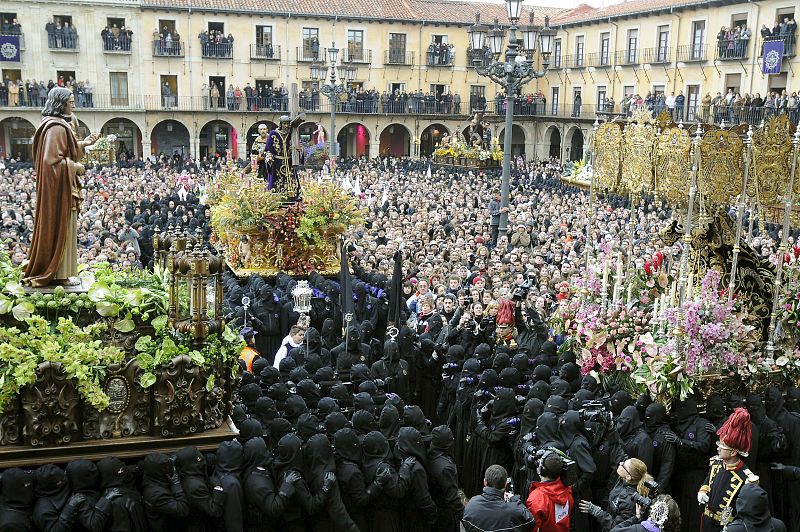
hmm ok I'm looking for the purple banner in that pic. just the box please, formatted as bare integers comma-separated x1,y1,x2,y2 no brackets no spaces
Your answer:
0,35,20,62
762,39,784,75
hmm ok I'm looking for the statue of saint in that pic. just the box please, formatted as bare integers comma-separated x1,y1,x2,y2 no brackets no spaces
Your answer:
250,123,269,181
264,113,305,201
313,123,325,146
24,87,98,287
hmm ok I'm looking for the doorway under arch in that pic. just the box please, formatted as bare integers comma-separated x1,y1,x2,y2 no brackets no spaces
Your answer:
0,117,36,161
337,122,370,159
497,124,526,156
420,123,450,157
379,124,410,157
569,128,584,162
199,120,237,159
101,118,143,158
150,120,191,158
548,127,561,159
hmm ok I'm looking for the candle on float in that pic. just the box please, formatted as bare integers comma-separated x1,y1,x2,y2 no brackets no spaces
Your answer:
626,282,633,304
616,252,624,281
669,280,677,306
686,272,694,301
601,260,609,295
652,296,659,319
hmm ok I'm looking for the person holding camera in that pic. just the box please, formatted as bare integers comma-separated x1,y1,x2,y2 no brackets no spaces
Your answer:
525,450,573,532
463,464,535,532
579,458,655,531
610,494,682,532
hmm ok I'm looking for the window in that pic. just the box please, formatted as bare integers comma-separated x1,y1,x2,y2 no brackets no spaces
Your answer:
775,7,795,22
600,32,610,64
159,19,176,35
652,84,665,97
208,22,224,33
107,18,125,29
686,85,700,120
390,82,406,94
725,73,742,94
347,29,364,62
256,26,272,46
110,72,129,106
657,25,670,61
255,26,274,58
1,12,19,35
626,29,638,63
388,33,406,63
470,85,485,97
301,80,319,90
302,28,319,60
432,34,448,44
731,13,748,27
551,87,559,114
430,84,447,96
623,85,634,98
768,72,787,93
575,35,585,66
54,15,72,27
1,68,20,82
691,20,706,59
596,86,607,109
56,70,76,84
553,39,562,67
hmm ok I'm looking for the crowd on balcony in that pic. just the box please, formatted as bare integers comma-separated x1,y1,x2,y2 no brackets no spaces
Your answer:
101,24,133,52
197,82,289,111
702,89,800,125
1,18,21,35
153,26,182,56
427,42,455,66
44,19,78,49
760,17,797,55
199,30,234,57
493,92,547,116
716,23,751,59
255,41,276,59
0,78,94,108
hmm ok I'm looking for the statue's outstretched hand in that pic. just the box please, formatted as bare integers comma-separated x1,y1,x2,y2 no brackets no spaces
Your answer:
83,133,99,146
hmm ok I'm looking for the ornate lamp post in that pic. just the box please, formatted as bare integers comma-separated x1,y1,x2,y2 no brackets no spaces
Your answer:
312,44,348,180
468,7,555,241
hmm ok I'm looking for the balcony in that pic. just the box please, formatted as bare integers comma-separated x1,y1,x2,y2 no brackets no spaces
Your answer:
615,49,639,66
676,43,707,62
102,35,132,53
153,40,183,57
588,52,611,68
466,48,491,67
551,54,563,69
343,49,372,63
641,46,671,64
563,53,585,68
200,42,233,59
758,36,796,58
250,43,280,60
384,50,414,65
714,37,750,60
296,47,326,63
47,33,79,51
424,47,455,67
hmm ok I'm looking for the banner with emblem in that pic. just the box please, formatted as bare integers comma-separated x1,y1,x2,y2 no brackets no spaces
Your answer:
762,39,784,74
0,35,20,62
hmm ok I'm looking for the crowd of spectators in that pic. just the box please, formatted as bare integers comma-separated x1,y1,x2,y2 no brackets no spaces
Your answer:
761,17,798,55
426,42,455,66
3,132,800,531
44,18,78,49
716,23,751,59
199,30,234,57
101,23,133,52
153,25,182,55
0,77,94,108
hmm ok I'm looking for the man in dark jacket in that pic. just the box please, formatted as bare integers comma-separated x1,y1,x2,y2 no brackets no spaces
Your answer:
463,464,535,532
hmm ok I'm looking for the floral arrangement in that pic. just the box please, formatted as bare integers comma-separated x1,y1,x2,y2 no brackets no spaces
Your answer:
207,163,364,274
303,141,329,166
0,316,125,412
776,249,800,374
0,252,242,413
659,270,757,376
575,303,656,375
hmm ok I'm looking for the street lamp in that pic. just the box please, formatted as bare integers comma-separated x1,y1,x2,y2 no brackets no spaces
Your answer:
312,41,347,180
468,7,555,241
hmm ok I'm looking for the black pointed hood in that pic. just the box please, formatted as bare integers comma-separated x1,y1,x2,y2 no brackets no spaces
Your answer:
242,437,270,478
733,483,774,532
616,405,643,439
34,464,70,511
66,459,100,495
176,446,208,479
334,427,363,464
1,468,35,511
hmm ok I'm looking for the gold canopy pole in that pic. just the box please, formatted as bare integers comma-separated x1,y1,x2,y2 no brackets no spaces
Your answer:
585,119,600,273
728,125,754,302
673,126,703,349
765,129,800,364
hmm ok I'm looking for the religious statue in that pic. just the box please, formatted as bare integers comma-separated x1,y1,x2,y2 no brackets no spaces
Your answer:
468,118,483,148
313,123,325,146
24,87,98,287
249,123,269,181
439,133,451,148
263,113,305,201
481,120,492,150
